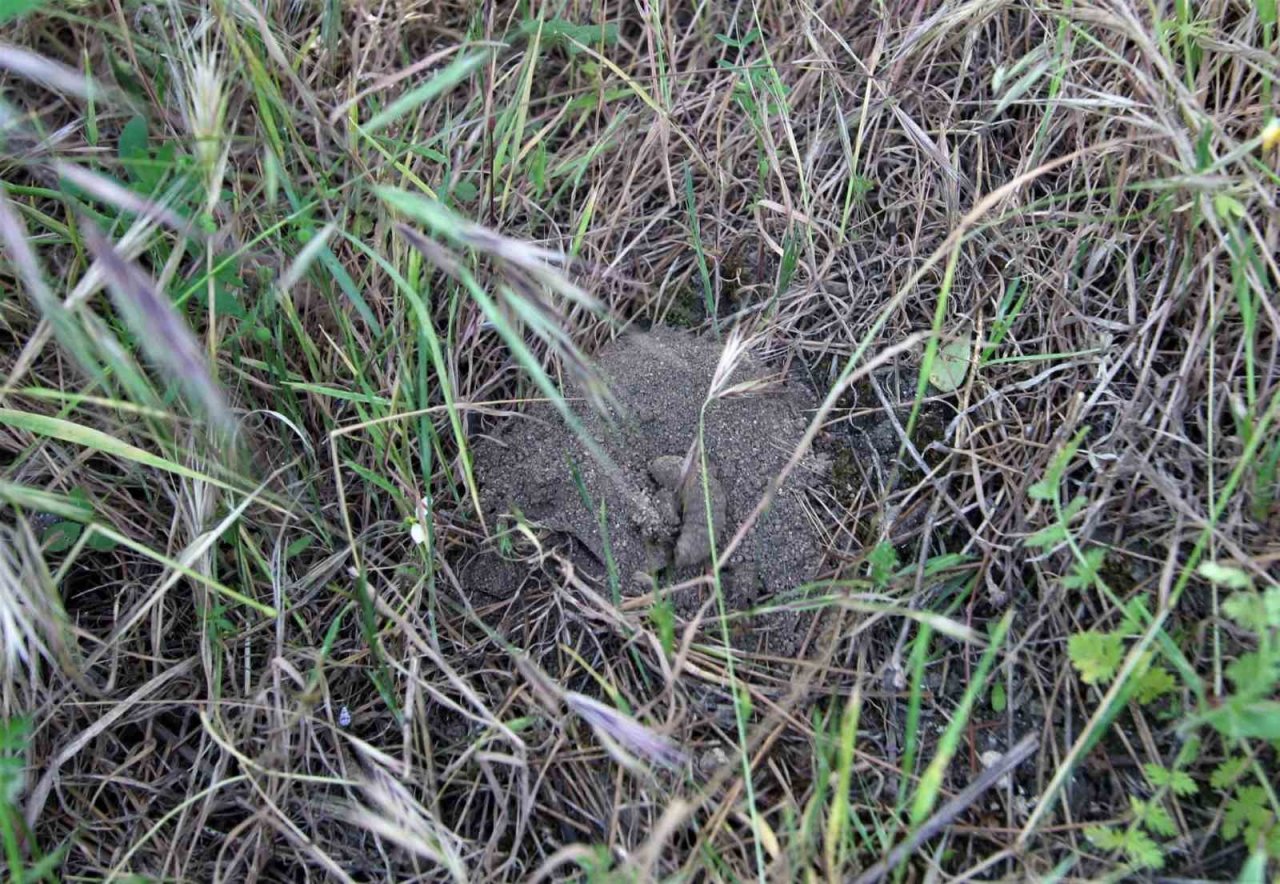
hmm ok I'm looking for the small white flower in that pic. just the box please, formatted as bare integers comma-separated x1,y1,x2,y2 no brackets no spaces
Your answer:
410,499,429,545
338,705,351,728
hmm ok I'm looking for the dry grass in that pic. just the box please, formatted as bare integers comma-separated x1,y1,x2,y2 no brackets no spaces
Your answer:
2,0,1278,880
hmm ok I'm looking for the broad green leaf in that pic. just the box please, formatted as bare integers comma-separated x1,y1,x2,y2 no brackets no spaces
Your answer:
118,115,149,183
928,331,972,393
41,520,83,552
0,0,47,24
451,179,478,203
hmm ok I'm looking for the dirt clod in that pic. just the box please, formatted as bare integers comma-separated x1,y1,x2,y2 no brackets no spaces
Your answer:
473,328,826,656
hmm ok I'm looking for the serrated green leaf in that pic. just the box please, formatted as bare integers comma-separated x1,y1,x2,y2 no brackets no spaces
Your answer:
1068,630,1125,685
1142,800,1177,837
1061,495,1089,520
1143,763,1172,787
1199,561,1254,590
1085,824,1126,851
1026,522,1068,549
1225,651,1280,696
1206,698,1280,741
1170,771,1197,796
1144,763,1196,796
1211,756,1248,790
1028,478,1056,501
1264,587,1280,628
1124,828,1164,869
928,331,971,393
1223,786,1272,841
1134,665,1177,704
1063,546,1106,590
1223,592,1266,631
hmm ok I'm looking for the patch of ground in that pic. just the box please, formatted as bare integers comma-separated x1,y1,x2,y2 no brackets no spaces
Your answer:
470,327,826,657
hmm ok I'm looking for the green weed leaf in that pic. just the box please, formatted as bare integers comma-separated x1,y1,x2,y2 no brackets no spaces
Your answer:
928,331,971,393
649,598,675,658
1063,546,1106,590
0,717,30,803
1206,698,1280,741
41,520,83,553
868,540,899,587
1030,426,1090,501
1027,478,1056,501
1144,763,1197,796
1134,665,1177,704
1223,786,1275,843
1225,651,1280,696
1133,796,1177,837
1026,522,1068,549
1068,630,1125,685
1200,561,1254,590
1223,588,1280,631
1085,824,1164,869
1085,824,1125,851
1211,756,1249,790
0,0,47,24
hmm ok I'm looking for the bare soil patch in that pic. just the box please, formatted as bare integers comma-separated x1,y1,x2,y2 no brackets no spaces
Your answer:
470,327,826,656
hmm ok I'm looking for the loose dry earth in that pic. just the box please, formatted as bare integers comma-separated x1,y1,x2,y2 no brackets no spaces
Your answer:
470,327,826,657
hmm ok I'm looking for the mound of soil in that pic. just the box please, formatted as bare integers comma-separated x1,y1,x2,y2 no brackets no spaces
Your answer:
470,328,826,657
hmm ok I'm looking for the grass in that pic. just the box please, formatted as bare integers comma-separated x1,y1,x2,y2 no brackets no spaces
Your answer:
1,0,1279,880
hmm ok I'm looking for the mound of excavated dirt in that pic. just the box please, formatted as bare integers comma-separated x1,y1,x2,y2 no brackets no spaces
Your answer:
469,328,826,657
